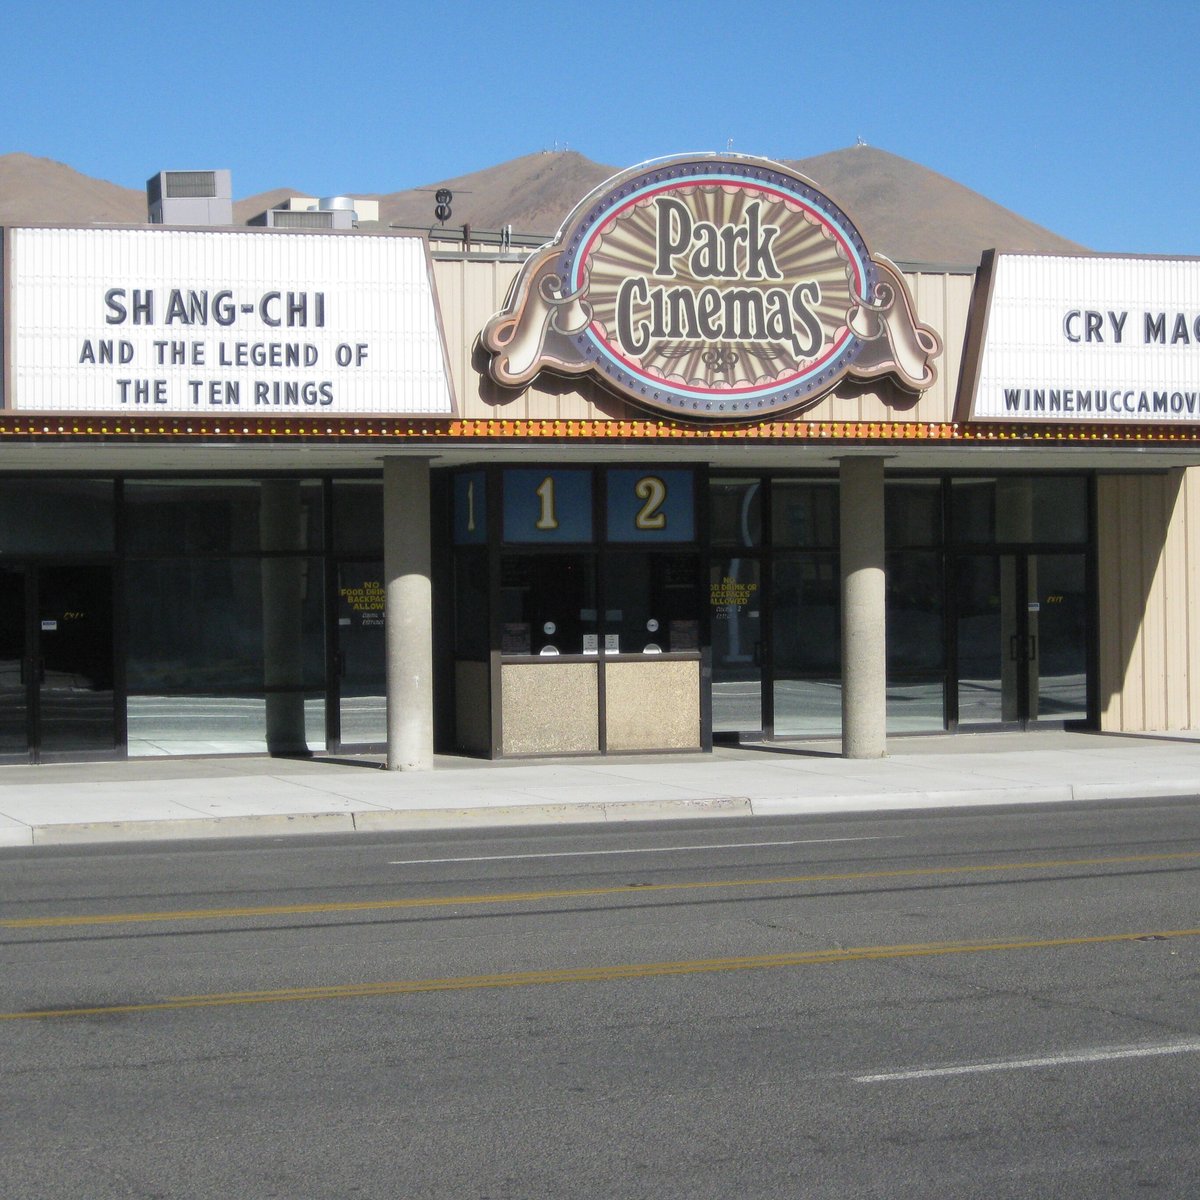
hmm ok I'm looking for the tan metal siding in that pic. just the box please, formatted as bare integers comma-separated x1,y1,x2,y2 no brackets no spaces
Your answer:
1098,469,1200,732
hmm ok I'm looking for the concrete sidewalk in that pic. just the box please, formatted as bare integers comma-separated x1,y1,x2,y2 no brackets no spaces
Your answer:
1,729,1199,848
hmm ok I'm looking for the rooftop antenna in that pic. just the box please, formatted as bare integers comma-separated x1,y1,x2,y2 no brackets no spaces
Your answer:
726,137,734,153
856,135,867,147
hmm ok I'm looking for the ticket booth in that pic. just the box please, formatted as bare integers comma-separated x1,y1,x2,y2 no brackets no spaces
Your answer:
448,465,706,756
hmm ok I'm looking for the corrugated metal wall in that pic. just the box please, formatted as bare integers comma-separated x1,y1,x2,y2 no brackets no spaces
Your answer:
432,257,974,424
1098,468,1200,731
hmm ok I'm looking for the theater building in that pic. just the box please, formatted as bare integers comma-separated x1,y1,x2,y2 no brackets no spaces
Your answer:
2,152,1200,766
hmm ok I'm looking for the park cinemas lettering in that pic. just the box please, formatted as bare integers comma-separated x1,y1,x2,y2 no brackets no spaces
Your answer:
615,198,823,359
482,155,941,420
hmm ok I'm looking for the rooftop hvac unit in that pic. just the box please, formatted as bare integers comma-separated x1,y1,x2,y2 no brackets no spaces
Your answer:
250,207,355,230
146,169,234,226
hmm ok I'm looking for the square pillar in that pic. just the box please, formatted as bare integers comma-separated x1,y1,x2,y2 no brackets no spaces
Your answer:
384,457,434,770
840,457,887,758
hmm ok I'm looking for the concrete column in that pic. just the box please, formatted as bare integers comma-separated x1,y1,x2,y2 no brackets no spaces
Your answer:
260,480,308,755
840,457,887,758
384,457,434,770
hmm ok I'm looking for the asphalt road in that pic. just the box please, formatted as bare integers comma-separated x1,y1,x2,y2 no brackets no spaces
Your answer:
2,798,1199,1199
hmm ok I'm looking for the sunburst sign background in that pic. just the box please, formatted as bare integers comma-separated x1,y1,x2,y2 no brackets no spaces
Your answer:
483,155,940,420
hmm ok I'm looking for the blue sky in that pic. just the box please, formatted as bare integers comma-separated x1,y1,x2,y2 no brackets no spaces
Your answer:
2,1,1195,253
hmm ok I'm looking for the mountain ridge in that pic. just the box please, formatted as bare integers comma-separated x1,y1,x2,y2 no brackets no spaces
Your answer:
0,146,1085,263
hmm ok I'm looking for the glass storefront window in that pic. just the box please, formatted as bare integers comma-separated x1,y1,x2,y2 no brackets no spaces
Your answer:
332,480,383,553
772,481,838,547
885,481,942,548
887,551,944,673
950,477,1088,545
0,479,115,554
886,682,945,733
125,558,326,691
772,553,841,736
127,695,325,757
710,478,762,548
125,480,324,555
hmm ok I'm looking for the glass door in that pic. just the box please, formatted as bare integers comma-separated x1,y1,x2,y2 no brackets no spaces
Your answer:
953,553,1088,728
0,564,117,761
37,565,116,756
0,567,30,756
1028,553,1089,723
709,555,762,735
332,561,386,748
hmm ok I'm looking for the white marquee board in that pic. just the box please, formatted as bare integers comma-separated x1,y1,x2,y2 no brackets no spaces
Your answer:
5,226,455,416
967,253,1200,423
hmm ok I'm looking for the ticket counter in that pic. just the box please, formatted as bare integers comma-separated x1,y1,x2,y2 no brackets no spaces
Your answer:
449,465,706,756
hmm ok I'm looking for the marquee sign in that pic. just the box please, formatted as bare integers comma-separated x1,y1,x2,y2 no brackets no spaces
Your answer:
962,251,1200,424
483,154,941,420
5,227,455,417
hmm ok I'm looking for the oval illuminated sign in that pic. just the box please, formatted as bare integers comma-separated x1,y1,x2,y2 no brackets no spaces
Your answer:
484,154,940,421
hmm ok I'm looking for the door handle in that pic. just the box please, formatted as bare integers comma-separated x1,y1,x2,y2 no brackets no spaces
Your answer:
1027,635,1037,662
1009,634,1020,662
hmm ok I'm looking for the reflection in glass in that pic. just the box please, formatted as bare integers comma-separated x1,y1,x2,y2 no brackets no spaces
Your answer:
127,696,325,757
950,477,1087,545
885,481,942,548
955,555,1006,726
710,478,762,548
710,557,761,732
126,558,326,691
886,681,945,733
125,480,324,555
772,481,838,547
0,480,115,555
887,552,944,673
773,553,840,736
886,549,945,732
336,561,385,746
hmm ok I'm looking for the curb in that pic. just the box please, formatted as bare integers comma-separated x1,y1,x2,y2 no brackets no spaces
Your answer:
21,795,752,847
7,782,1199,849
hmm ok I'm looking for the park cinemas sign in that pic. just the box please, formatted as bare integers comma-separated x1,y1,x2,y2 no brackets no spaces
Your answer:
483,154,941,419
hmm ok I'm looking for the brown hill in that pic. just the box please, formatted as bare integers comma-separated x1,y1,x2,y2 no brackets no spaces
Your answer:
788,145,1085,262
0,153,144,226
378,150,617,234
380,146,1085,263
0,146,1085,264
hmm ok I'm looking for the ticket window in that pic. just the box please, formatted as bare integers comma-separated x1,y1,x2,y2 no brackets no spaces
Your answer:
499,554,597,656
602,552,701,656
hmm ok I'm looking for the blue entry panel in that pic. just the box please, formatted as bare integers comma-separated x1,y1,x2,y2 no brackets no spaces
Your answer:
503,469,593,543
606,469,695,543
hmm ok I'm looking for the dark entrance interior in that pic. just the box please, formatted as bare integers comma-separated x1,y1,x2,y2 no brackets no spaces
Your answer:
0,564,117,761
951,552,1089,728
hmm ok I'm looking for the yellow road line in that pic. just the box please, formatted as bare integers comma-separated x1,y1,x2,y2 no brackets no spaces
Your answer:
5,927,1198,1020
4,851,1199,931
